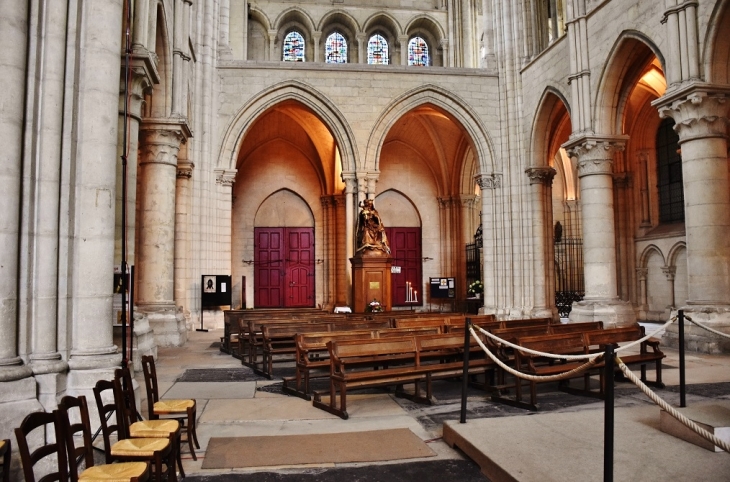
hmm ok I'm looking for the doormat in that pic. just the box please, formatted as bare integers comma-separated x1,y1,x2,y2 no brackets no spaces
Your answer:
176,368,265,383
201,428,435,469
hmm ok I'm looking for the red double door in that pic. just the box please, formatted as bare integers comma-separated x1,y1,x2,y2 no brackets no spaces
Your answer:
254,228,315,308
386,227,422,307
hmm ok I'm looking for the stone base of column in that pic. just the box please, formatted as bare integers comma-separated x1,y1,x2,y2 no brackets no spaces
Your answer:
568,299,636,327
140,303,188,347
531,307,559,321
0,376,43,476
131,314,157,372
662,306,730,354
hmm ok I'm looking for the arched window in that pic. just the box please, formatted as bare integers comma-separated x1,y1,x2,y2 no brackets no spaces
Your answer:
655,118,684,223
283,31,305,62
367,34,389,65
408,36,429,66
325,32,347,64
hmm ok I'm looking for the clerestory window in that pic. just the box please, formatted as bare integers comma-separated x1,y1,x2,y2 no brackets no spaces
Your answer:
325,32,348,64
283,31,305,62
367,34,389,65
408,36,429,66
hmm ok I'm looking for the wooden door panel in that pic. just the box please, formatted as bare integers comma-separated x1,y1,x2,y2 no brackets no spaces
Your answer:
284,228,315,308
254,228,284,308
387,227,422,307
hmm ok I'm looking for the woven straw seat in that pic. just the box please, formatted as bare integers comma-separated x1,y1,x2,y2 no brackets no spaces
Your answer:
78,462,149,481
153,400,195,413
129,420,180,439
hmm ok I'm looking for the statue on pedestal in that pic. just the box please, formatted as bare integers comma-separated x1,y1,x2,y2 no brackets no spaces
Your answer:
356,199,390,256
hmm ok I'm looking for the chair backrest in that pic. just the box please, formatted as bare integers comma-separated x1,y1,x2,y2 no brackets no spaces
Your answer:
141,355,160,419
114,368,141,437
93,379,123,464
57,395,94,482
14,410,68,482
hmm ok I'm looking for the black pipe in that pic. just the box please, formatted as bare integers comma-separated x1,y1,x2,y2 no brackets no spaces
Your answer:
604,344,614,482
460,318,471,423
120,0,132,368
678,310,686,408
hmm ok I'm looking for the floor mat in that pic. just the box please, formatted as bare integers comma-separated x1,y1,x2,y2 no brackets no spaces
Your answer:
201,428,435,469
177,368,265,382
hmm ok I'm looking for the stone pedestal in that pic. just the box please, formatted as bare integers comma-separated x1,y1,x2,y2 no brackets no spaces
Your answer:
660,402,730,452
662,307,730,354
351,254,392,313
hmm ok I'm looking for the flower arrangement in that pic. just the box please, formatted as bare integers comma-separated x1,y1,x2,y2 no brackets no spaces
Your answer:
366,299,384,313
468,280,484,295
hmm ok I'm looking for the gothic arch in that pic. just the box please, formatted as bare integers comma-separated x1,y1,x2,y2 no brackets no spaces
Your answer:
254,189,315,227
593,31,666,135
704,0,730,84
529,86,572,167
667,241,687,268
317,10,360,34
218,80,359,173
273,7,316,34
404,15,446,41
374,189,422,227
362,12,402,37
639,244,665,268
248,6,272,32
365,84,496,174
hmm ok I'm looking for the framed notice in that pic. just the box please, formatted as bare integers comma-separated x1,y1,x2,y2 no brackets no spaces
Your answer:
429,277,456,299
201,275,232,307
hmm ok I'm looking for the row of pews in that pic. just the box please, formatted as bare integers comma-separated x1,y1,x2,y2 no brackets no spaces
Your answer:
219,309,665,417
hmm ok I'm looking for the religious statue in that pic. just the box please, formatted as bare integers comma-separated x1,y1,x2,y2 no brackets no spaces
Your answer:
356,199,390,255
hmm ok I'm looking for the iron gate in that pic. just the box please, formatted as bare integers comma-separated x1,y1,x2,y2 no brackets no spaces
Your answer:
554,236,584,317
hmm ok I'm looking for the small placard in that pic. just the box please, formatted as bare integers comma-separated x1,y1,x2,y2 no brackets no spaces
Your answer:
391,266,401,274
369,281,380,289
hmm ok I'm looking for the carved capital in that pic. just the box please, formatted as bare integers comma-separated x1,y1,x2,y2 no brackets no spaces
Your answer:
653,84,730,143
525,167,556,186
563,135,626,164
138,129,185,167
636,268,648,281
177,161,194,179
662,265,677,280
613,172,630,189
214,168,237,187
475,173,502,190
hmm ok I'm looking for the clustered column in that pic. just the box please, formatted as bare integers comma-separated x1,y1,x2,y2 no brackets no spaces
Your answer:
525,166,557,319
653,86,730,350
564,137,635,326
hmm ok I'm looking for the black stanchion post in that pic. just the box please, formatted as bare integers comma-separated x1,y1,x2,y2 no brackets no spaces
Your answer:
604,344,614,482
460,318,471,424
678,309,686,408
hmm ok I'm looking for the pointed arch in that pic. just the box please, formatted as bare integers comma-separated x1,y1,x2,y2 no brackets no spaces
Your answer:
593,31,666,135
248,6,272,32
529,86,572,166
365,85,496,174
639,244,666,268
218,81,359,173
667,241,687,268
273,7,316,34
704,0,730,84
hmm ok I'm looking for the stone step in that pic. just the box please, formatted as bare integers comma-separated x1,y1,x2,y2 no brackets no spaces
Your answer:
660,402,730,452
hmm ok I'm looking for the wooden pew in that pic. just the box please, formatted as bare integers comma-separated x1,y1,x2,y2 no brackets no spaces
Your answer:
259,320,392,378
283,326,442,399
311,333,497,419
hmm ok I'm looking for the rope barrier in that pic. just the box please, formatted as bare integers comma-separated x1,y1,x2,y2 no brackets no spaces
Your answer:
682,315,730,340
615,357,730,454
469,326,603,382
472,315,674,361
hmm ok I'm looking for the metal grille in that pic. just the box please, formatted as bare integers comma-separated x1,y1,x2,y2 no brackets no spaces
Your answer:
554,236,584,317
465,241,481,290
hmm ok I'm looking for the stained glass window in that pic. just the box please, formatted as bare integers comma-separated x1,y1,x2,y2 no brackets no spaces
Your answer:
408,36,429,66
367,34,389,65
283,31,305,62
325,32,347,64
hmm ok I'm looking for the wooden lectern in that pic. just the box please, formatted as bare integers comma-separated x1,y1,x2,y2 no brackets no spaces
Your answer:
351,252,392,313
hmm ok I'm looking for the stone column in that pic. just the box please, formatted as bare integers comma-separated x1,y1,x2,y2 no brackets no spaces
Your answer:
26,1,71,409
356,33,367,64
564,136,635,326
313,31,322,62
174,159,194,326
662,266,677,309
525,166,557,319
440,39,450,68
172,0,185,115
654,84,730,352
67,0,126,394
268,29,277,61
398,35,409,66
343,175,357,307
132,0,150,51
356,175,367,205
476,174,500,314
0,0,33,401
636,268,648,313
137,121,191,346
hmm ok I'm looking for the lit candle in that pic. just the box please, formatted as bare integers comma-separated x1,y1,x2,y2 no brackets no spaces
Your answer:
414,290,417,303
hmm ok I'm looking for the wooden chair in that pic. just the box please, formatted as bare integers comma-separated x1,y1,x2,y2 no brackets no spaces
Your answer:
93,379,175,482
114,368,183,479
141,355,199,460
14,410,68,482
58,395,149,482
0,439,9,482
